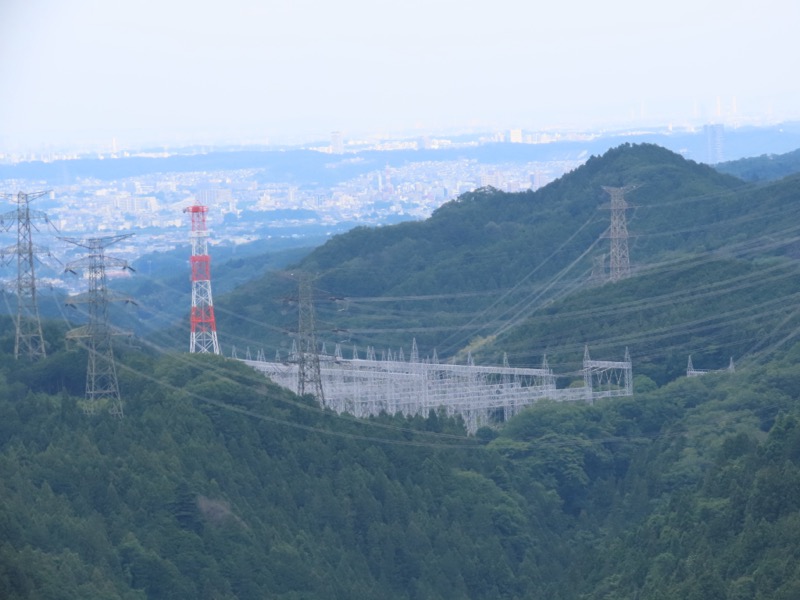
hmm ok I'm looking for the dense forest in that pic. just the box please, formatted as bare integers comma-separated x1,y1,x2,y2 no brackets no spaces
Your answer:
4,317,800,598
716,147,800,182
5,142,800,598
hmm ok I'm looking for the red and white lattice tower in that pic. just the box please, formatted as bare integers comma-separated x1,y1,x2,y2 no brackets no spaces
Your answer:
184,204,220,354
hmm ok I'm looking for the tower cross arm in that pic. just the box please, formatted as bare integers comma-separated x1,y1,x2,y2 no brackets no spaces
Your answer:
0,208,52,222
65,255,134,272
66,324,133,340
65,290,136,306
59,233,134,251
0,242,52,258
1,190,49,202
600,184,640,208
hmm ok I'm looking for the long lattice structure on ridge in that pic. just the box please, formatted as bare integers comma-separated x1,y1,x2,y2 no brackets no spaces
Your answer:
185,204,220,354
243,341,632,433
0,191,52,360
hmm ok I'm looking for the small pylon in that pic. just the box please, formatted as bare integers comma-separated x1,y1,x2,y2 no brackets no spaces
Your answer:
0,191,52,360
62,234,135,417
296,274,324,402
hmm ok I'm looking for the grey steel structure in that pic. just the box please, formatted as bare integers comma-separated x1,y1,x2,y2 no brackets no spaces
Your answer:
582,345,634,401
63,234,134,417
687,355,735,377
603,185,635,282
243,341,632,433
296,274,325,401
0,191,52,360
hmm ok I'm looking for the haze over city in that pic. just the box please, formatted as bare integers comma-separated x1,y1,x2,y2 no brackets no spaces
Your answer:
1,0,798,152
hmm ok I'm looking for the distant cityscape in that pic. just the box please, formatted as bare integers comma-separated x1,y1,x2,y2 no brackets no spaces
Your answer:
0,129,593,276
0,119,798,294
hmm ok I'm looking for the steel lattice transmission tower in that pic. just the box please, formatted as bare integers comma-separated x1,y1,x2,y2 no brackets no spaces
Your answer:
63,234,134,417
296,274,325,402
184,204,220,354
0,191,52,360
603,185,636,282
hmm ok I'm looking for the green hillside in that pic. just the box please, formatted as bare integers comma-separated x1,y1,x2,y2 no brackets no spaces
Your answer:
716,147,800,181
213,143,800,383
477,256,800,385
5,316,800,598
6,141,800,597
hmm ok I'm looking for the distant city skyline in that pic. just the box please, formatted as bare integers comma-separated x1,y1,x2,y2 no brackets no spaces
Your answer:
1,0,798,152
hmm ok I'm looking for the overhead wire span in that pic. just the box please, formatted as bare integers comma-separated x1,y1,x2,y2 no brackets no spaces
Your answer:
489,240,601,341
115,358,489,450
22,173,800,387
42,176,800,360
53,209,800,376
51,296,710,452
126,218,800,338
433,213,603,354
301,192,800,360
501,291,800,368
76,294,502,444
51,290,490,445
17,179,800,452
28,279,800,455
494,260,800,331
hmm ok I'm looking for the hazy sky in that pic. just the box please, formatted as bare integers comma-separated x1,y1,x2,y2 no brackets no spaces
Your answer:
1,0,798,149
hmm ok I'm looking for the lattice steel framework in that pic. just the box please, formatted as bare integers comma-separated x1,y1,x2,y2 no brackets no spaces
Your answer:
687,355,735,377
63,234,134,417
0,191,51,360
244,342,632,433
184,205,220,354
582,345,633,402
603,185,635,282
296,274,325,402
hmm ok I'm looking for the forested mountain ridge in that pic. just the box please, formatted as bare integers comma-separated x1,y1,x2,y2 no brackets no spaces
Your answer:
478,255,800,385
214,142,800,380
8,142,800,598
298,142,743,294
716,146,800,182
0,146,800,600
5,314,800,598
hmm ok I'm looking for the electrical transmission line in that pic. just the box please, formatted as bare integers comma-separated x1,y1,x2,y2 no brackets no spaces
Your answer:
296,274,325,402
63,234,135,417
0,191,53,360
603,185,635,282
184,204,220,354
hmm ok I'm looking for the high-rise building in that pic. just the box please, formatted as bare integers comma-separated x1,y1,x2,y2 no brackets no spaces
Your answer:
704,124,724,164
196,188,232,207
530,171,548,191
480,171,501,188
331,131,344,154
